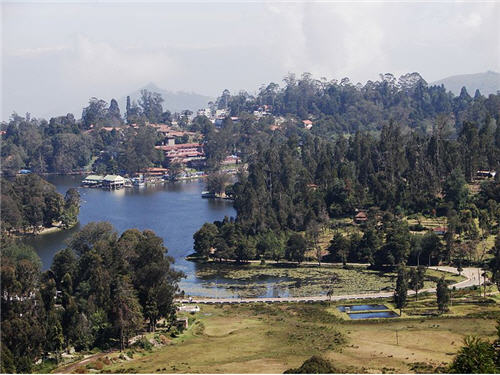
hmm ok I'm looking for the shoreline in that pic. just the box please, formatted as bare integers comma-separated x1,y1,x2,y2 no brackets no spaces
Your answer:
8,222,77,239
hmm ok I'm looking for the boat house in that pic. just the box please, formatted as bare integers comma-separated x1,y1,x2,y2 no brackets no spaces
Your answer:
102,175,125,189
82,175,104,187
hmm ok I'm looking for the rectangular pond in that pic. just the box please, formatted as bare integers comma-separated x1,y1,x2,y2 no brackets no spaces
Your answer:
337,304,389,312
348,311,399,319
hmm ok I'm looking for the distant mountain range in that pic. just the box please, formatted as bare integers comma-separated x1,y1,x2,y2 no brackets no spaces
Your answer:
119,83,214,114
431,71,500,96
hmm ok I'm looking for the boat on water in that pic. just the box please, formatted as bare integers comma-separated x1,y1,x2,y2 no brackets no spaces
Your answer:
201,191,215,198
132,177,146,187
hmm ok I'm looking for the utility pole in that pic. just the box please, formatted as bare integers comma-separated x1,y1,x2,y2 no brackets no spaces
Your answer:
478,268,481,297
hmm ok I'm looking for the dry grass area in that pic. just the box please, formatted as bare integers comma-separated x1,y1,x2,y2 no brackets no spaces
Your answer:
55,295,500,374
327,318,496,373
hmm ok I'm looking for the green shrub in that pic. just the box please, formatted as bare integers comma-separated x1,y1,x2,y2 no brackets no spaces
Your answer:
133,337,152,351
448,336,497,373
284,356,338,373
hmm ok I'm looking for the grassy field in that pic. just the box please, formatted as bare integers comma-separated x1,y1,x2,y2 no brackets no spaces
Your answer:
192,262,462,298
56,289,500,374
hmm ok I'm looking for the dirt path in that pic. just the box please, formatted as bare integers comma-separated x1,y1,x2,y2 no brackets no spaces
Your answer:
53,351,116,374
178,266,483,305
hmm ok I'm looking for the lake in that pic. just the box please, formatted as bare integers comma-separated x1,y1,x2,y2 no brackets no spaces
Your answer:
25,175,239,297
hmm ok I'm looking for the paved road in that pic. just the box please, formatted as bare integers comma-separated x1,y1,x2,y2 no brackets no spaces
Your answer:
177,266,483,305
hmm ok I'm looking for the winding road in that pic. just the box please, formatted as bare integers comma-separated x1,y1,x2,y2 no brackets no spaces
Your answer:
177,266,484,305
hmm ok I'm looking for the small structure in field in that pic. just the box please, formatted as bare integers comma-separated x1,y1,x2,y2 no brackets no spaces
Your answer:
177,305,200,313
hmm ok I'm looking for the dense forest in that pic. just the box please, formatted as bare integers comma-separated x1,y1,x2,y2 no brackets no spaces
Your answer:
0,223,183,373
217,72,500,132
2,72,500,175
191,73,500,279
0,174,80,234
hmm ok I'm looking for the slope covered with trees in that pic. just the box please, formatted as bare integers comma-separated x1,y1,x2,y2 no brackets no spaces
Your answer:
0,223,184,373
0,174,80,234
193,73,500,270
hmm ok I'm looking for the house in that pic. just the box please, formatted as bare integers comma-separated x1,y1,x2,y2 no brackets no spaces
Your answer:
177,305,200,313
476,170,496,179
214,118,224,128
102,175,125,189
82,175,104,187
307,183,319,191
221,155,241,165
303,120,313,129
197,108,212,118
432,227,448,235
354,211,368,223
155,143,205,164
165,137,176,146
215,109,228,118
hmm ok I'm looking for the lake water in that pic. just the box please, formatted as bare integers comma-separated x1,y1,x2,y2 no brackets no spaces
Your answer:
25,175,238,297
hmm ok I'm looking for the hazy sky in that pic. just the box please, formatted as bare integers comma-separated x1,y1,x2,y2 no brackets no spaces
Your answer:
2,1,499,120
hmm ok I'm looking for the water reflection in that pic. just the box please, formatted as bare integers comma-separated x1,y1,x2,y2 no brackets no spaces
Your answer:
27,175,322,299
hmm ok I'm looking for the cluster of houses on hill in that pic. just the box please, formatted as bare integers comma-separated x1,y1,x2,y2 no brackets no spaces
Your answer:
86,119,245,169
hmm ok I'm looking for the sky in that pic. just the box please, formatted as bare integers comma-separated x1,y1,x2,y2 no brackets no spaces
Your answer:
1,0,500,121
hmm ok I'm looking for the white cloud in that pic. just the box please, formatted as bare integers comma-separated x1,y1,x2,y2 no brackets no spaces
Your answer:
2,1,499,120
65,35,178,91
462,13,482,28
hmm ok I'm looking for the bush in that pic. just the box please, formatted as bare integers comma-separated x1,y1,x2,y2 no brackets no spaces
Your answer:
448,336,497,373
133,337,152,351
409,223,426,231
157,334,170,345
284,356,338,374
101,357,112,365
86,361,103,370
192,321,205,336
170,328,179,338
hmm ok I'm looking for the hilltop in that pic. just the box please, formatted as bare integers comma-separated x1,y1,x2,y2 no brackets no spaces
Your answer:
120,83,214,114
431,71,500,96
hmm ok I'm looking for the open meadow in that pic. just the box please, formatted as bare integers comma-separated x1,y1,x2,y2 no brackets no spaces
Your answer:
54,287,500,374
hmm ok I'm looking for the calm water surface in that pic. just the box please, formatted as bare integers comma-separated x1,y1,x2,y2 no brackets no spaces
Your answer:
348,311,399,319
337,304,389,312
25,175,239,297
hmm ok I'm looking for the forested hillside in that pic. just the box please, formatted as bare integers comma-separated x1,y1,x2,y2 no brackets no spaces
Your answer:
2,72,500,176
0,175,80,234
192,73,500,272
0,223,183,373
216,72,500,134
